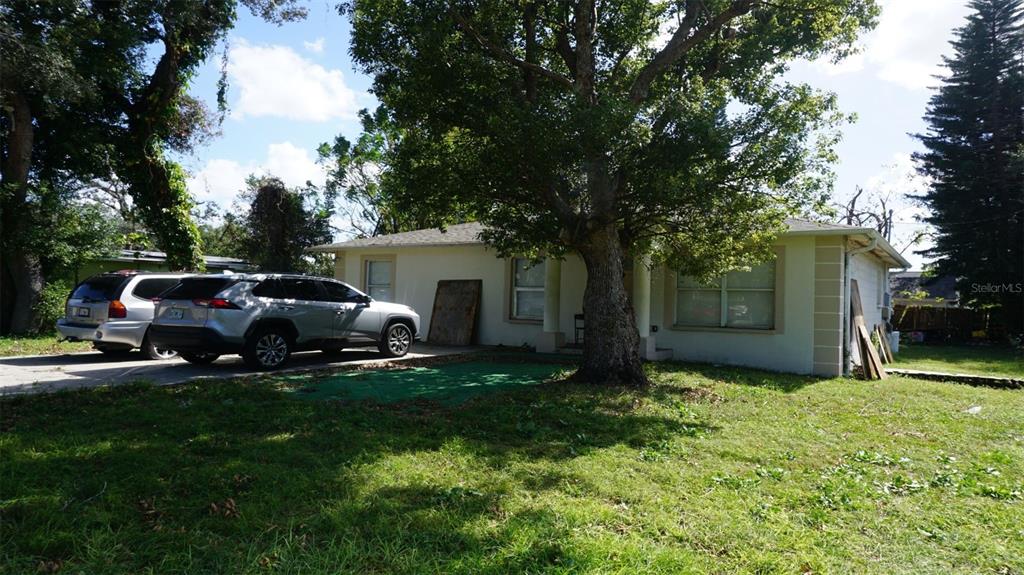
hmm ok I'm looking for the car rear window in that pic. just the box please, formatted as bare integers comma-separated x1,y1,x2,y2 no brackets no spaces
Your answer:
132,278,182,300
70,275,128,301
161,277,237,300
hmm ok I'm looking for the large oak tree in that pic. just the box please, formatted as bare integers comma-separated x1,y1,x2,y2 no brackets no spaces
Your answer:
344,0,876,386
0,0,303,333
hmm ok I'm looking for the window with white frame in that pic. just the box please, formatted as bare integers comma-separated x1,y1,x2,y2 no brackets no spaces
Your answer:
365,259,394,301
676,261,776,330
511,257,544,320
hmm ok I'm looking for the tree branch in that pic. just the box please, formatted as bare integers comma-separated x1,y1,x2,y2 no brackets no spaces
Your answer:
450,7,574,90
573,0,597,101
628,0,757,104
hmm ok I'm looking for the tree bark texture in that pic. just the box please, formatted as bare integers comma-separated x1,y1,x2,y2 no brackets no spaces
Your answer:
1,92,44,334
576,221,648,387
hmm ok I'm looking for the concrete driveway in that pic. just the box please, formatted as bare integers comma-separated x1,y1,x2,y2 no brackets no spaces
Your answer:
0,344,476,396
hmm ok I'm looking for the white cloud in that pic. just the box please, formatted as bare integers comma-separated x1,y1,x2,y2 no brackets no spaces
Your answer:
806,0,972,90
187,142,327,209
227,38,360,121
303,37,325,53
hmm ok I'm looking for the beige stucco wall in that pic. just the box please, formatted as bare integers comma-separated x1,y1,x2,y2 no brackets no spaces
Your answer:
847,248,889,367
337,245,587,346
652,235,818,375
331,233,848,376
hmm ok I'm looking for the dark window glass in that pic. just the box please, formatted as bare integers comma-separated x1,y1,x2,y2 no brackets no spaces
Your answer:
132,278,181,300
282,278,321,301
70,275,128,301
252,279,283,298
162,278,237,300
321,281,363,303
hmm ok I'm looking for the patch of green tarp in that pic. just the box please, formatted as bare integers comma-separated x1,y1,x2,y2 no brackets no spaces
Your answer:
283,360,569,405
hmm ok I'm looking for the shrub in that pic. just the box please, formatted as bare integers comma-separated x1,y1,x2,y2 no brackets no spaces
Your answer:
32,280,71,334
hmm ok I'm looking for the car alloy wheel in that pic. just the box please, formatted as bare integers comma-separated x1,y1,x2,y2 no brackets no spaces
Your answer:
387,324,412,356
255,333,289,367
153,347,178,360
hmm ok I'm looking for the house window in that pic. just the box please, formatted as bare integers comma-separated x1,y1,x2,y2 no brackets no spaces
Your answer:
676,261,776,330
511,257,545,320
365,259,394,301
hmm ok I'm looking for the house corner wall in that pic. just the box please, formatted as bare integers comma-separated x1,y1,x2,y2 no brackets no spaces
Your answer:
333,252,346,281
812,237,845,377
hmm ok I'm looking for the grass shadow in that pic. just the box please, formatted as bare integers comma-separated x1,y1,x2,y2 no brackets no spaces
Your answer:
0,371,711,572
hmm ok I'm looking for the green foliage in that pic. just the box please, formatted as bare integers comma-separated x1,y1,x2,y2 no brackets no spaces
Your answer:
194,203,247,259
914,0,1024,333
320,108,470,237
0,0,309,331
1,181,120,280
344,0,872,278
1,360,1023,572
31,280,72,335
238,177,335,273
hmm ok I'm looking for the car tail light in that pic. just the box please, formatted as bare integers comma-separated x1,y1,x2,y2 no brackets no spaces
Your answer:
192,298,240,310
108,300,127,318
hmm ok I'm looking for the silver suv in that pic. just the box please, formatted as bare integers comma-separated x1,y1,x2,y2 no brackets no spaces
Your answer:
56,271,189,360
149,274,421,370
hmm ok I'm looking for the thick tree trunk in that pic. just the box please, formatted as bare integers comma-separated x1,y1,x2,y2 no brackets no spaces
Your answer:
4,252,44,334
576,222,648,387
1,92,43,334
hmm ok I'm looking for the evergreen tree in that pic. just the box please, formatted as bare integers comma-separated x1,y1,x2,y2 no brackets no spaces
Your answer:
915,0,1024,335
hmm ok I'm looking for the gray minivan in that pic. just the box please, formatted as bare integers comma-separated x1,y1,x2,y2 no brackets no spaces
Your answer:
56,271,189,359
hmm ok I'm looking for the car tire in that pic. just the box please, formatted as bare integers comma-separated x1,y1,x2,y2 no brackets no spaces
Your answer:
140,332,178,361
243,328,292,370
378,322,413,358
181,352,220,365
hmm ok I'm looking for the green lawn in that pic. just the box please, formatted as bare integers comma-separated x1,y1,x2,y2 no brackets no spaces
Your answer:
2,360,1022,574
890,343,1023,378
0,335,92,357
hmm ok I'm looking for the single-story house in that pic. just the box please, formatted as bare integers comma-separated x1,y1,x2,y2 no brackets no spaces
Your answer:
889,271,959,308
72,249,255,283
310,219,910,376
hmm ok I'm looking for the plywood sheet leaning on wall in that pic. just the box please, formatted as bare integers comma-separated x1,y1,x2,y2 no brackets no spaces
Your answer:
428,280,483,346
851,280,887,380
875,324,894,364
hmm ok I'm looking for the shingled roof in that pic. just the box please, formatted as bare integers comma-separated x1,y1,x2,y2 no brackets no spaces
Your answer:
309,218,909,267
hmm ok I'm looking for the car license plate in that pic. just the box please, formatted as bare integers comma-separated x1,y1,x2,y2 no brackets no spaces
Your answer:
167,308,184,320
75,307,90,318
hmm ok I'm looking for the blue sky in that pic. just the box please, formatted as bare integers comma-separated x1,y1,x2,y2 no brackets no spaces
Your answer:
183,0,973,270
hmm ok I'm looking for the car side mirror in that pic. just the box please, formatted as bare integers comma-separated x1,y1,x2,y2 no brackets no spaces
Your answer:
357,294,371,305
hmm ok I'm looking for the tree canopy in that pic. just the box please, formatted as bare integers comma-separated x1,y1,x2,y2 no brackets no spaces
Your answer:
344,0,877,384
0,0,304,334
238,177,335,274
914,0,1024,335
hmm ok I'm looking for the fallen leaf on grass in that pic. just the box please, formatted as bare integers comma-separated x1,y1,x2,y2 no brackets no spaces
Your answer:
209,497,240,518
36,560,62,573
